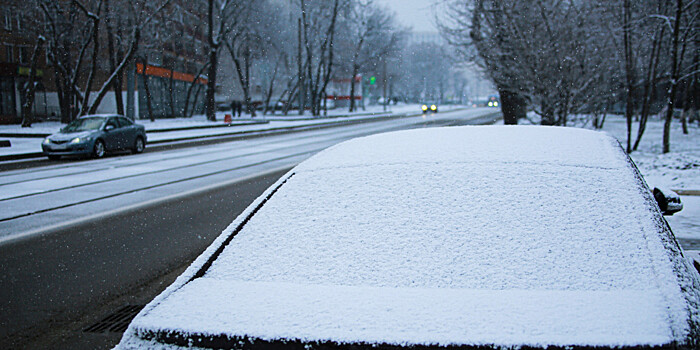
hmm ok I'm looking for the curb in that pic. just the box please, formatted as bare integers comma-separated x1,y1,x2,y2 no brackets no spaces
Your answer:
673,190,700,196
146,120,268,133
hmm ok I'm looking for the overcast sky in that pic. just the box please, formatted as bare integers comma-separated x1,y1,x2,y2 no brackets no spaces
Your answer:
376,0,440,33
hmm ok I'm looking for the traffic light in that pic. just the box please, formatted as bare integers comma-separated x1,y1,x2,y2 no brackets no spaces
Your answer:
370,76,376,85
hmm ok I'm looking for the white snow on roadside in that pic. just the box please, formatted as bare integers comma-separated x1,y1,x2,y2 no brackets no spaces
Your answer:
120,126,700,349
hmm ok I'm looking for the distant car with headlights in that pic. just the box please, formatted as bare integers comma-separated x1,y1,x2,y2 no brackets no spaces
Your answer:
117,126,699,350
487,95,500,107
421,102,438,113
42,115,146,160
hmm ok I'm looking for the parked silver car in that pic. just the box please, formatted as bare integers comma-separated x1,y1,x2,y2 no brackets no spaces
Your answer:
42,115,146,160
117,126,698,350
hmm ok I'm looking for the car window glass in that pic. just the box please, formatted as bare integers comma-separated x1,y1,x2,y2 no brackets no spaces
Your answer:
106,118,118,128
62,118,104,132
118,117,133,127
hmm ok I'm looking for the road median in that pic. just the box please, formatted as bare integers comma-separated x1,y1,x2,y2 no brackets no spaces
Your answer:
0,108,471,162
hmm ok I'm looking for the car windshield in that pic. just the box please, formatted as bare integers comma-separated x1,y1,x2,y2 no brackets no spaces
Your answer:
61,118,104,132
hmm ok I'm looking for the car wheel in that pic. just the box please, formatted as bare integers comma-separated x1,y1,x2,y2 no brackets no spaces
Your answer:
93,140,105,159
48,155,61,160
132,137,145,154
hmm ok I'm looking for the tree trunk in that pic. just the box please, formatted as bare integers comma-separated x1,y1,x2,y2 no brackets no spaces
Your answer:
663,0,683,154
21,37,45,127
349,67,359,113
183,62,209,118
633,27,664,151
140,58,154,122
317,0,339,116
262,59,280,116
169,68,175,118
205,48,218,121
297,17,305,116
205,0,217,122
623,0,635,153
592,113,599,129
190,84,203,118
105,0,124,115
499,90,526,125
244,48,256,117
540,97,557,126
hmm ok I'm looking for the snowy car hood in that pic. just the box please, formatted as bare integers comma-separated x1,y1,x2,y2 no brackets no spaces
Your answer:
118,126,700,349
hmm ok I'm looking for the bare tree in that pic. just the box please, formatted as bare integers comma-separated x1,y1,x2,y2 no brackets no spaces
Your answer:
40,0,98,122
342,0,402,112
222,0,266,117
299,0,342,116
39,0,172,121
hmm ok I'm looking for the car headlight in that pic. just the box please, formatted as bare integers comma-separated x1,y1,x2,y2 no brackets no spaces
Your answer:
71,137,91,144
431,105,437,110
421,105,428,111
488,101,493,107
494,102,499,107
43,138,51,144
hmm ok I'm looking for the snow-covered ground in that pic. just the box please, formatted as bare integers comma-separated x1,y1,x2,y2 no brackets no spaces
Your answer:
515,113,700,240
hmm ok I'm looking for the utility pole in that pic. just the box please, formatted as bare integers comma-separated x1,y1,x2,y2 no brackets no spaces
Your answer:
297,18,304,116
383,60,387,112
127,62,135,119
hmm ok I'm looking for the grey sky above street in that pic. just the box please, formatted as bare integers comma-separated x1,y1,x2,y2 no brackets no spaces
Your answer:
376,0,439,33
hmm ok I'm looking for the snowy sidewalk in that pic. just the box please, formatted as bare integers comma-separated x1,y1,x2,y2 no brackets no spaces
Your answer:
0,104,463,160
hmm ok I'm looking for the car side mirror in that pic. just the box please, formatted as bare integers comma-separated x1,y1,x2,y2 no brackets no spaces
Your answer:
653,187,683,216
105,125,115,132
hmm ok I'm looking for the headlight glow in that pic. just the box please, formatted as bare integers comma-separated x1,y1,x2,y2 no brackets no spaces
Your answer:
430,105,437,110
421,105,428,111
71,137,82,144
494,102,499,107
488,101,493,107
43,138,50,144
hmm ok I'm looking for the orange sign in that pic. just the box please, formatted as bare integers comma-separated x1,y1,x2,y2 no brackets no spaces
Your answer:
135,63,207,85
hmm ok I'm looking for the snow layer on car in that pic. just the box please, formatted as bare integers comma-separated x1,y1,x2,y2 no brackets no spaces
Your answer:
121,126,700,349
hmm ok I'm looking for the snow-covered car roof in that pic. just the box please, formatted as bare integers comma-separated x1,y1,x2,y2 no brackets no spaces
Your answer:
118,126,700,349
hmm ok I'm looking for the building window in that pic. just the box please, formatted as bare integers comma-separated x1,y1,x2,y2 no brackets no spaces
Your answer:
18,46,28,64
5,44,15,63
4,9,12,31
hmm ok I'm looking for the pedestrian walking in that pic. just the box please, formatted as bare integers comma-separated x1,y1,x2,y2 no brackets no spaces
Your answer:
236,101,243,117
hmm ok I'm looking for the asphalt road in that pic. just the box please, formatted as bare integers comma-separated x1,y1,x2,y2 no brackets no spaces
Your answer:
0,109,501,349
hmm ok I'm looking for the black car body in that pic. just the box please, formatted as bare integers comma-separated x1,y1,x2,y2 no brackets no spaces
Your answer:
117,126,699,350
